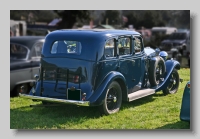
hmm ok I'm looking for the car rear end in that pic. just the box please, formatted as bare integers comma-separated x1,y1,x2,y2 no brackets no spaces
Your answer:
20,30,105,106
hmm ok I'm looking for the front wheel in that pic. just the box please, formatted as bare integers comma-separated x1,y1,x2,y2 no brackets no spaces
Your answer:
99,81,122,115
163,69,180,95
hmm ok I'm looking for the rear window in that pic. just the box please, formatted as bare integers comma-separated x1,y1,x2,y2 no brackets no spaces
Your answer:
51,40,82,55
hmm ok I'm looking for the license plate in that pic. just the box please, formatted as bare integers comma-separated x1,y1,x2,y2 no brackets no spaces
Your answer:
67,89,81,101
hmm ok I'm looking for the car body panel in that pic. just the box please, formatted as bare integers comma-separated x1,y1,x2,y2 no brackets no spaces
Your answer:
180,81,190,122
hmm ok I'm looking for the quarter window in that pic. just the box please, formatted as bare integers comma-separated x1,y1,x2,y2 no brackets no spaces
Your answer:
104,39,115,58
51,40,82,55
133,37,142,53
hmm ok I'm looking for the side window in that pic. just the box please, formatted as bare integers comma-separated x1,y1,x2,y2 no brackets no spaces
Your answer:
104,39,115,58
118,37,130,55
133,36,142,53
51,40,82,55
32,42,43,57
10,44,28,59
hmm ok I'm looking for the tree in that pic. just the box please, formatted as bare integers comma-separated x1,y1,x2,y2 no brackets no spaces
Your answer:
54,10,91,29
101,10,120,25
173,10,190,29
124,12,139,28
123,10,167,29
10,10,58,23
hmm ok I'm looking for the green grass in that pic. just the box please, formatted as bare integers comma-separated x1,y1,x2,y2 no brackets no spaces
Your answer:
10,68,190,129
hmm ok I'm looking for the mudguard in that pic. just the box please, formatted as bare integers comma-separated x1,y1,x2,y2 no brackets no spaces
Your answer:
88,71,127,106
180,81,190,122
154,59,180,92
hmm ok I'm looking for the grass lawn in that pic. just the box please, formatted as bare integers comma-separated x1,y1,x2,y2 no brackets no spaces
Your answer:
10,68,190,129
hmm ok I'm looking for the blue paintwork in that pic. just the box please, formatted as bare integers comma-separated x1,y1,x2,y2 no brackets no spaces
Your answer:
29,29,180,106
180,81,190,122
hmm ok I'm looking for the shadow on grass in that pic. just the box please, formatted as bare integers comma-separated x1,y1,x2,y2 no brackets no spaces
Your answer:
10,103,102,129
121,93,158,110
10,92,168,129
155,121,190,129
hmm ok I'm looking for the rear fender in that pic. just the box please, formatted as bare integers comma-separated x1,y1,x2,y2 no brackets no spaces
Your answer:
154,59,180,92
88,71,127,106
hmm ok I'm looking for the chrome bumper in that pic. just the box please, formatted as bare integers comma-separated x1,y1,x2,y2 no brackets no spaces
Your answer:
19,93,90,106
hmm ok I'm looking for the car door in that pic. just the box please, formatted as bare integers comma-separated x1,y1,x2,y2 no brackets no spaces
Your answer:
30,41,44,79
99,38,118,83
131,35,144,92
117,36,143,94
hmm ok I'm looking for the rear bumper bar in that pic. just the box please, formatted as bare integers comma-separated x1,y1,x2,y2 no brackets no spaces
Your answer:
19,93,90,106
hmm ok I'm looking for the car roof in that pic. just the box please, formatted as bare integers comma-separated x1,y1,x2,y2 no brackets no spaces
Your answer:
43,29,141,61
10,36,45,49
48,29,141,40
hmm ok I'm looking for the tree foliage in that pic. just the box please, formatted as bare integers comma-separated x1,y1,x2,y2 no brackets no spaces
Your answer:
122,10,189,29
10,10,190,30
124,10,169,29
101,10,120,25
10,10,58,23
54,10,91,29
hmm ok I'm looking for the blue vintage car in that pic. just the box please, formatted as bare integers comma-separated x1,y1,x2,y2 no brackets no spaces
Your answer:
180,81,190,122
19,29,181,115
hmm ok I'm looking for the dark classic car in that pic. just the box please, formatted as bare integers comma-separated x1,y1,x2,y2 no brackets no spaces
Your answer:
159,30,190,63
10,36,45,96
19,29,181,115
180,81,190,122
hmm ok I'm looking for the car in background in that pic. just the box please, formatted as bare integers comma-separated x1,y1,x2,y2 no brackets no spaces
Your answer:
180,81,190,122
10,36,45,96
159,30,190,61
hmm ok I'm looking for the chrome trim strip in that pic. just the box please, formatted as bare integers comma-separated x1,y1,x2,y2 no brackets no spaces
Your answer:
19,93,90,106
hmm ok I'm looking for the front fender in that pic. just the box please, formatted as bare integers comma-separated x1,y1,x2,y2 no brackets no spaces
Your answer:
154,59,180,92
88,71,127,106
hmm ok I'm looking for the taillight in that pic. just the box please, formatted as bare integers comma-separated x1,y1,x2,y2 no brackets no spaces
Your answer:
73,75,79,83
187,82,190,88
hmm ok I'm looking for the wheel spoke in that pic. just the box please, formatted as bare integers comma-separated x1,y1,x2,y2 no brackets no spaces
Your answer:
168,72,178,91
106,88,118,110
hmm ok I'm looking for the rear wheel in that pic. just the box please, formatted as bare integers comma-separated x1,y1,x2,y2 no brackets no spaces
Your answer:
163,69,179,95
13,83,30,96
99,81,122,115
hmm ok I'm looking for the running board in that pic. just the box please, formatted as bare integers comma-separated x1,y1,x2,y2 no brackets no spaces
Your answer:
128,89,155,102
